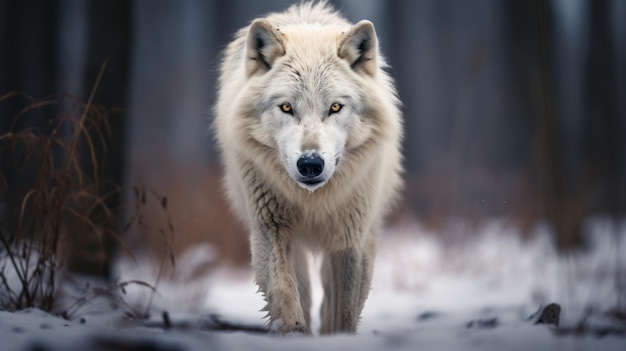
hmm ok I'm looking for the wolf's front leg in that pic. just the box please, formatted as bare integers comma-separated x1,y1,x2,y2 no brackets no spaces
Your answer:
250,229,309,335
320,246,372,334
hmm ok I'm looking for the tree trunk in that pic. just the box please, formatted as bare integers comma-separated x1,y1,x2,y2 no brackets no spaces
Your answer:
506,0,583,250
65,0,131,278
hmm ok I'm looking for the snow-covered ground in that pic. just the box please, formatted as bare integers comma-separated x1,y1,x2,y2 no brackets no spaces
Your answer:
1,219,625,350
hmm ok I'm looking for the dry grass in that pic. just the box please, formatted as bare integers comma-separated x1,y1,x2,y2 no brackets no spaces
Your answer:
0,93,111,311
0,76,246,318
0,86,181,319
0,64,125,312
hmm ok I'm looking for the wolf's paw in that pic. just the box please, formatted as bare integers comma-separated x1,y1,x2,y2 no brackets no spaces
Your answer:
269,318,310,336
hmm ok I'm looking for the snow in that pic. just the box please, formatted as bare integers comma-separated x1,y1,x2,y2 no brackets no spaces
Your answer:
1,219,625,350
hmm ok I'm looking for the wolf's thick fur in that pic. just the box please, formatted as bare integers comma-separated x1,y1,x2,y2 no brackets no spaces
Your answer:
214,1,402,334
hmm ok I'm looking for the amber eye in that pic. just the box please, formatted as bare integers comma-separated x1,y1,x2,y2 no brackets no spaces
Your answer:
329,103,343,114
279,103,293,114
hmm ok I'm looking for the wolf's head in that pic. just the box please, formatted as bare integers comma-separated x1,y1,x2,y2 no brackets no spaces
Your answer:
239,18,386,192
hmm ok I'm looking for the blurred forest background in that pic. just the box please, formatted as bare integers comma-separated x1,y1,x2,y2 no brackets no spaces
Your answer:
0,0,624,280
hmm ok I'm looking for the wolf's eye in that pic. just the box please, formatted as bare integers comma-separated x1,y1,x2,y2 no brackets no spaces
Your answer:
329,103,343,114
279,103,293,114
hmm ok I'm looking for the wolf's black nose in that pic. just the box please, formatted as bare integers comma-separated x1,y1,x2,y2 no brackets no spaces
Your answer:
297,153,324,178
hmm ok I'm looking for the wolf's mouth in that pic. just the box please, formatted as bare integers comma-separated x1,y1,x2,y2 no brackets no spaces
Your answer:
296,177,327,191
301,179,323,185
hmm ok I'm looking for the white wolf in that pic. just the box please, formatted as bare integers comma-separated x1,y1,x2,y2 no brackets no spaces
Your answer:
214,1,402,334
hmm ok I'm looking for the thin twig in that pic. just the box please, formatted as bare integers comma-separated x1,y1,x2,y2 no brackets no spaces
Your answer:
66,61,107,174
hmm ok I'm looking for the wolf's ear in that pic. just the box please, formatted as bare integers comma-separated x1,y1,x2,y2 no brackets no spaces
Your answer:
246,19,285,76
338,20,378,76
